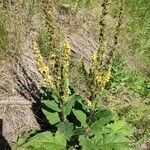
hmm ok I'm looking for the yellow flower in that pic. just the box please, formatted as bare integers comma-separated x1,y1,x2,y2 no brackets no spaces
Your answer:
38,65,49,74
92,52,97,62
87,100,92,107
101,69,111,89
44,75,52,83
64,40,71,51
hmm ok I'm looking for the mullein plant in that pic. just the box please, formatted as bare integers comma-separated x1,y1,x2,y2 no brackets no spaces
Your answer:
106,0,124,69
18,1,134,149
33,0,72,122
61,41,71,103
84,0,124,108
42,0,72,121
34,0,124,117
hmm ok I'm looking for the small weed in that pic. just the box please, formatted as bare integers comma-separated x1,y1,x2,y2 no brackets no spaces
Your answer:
127,71,150,97
107,54,128,93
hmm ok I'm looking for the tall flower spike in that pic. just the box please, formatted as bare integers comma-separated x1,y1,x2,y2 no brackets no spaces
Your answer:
61,40,71,102
42,0,61,97
90,0,110,96
97,0,110,67
33,41,54,89
106,0,124,68
100,0,124,89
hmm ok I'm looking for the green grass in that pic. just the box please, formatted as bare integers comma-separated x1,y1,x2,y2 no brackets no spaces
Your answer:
125,0,150,76
37,29,52,59
107,53,150,145
0,12,9,55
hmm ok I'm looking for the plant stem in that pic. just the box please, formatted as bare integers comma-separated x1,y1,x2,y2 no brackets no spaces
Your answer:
60,100,66,122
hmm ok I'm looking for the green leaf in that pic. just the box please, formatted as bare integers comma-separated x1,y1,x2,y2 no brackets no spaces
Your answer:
56,122,74,140
106,120,134,136
100,134,130,150
74,128,86,136
92,109,112,123
91,133,103,146
88,118,109,135
42,109,60,125
42,100,61,112
17,131,66,150
52,93,59,103
64,94,84,115
55,131,67,147
79,135,98,150
73,109,87,127
17,130,37,146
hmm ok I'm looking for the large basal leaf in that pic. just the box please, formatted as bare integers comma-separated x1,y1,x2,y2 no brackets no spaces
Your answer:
42,109,60,125
64,94,84,115
99,133,130,150
73,109,87,127
42,100,61,112
106,120,134,136
55,131,67,147
74,128,86,136
17,130,37,146
17,131,66,150
92,109,113,123
88,118,110,135
91,133,103,146
56,122,74,140
79,135,98,150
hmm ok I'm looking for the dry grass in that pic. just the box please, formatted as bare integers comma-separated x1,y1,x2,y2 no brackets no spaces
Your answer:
0,104,39,144
0,1,45,145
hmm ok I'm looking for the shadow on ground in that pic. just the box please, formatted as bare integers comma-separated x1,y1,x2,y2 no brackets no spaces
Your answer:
0,119,11,150
14,63,51,130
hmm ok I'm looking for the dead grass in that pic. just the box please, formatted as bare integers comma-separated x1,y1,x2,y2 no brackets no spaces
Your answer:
0,1,45,145
0,104,39,143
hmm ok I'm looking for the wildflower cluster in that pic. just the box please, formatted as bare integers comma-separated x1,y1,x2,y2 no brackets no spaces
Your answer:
85,0,123,106
95,0,124,92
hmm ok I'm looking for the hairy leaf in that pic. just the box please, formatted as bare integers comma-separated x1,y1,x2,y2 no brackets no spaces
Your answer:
88,118,110,135
17,131,66,150
42,109,60,125
64,94,84,115
92,108,113,123
73,109,87,127
57,122,74,140
55,131,67,147
42,100,61,112
106,120,134,136
79,135,98,150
